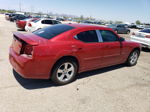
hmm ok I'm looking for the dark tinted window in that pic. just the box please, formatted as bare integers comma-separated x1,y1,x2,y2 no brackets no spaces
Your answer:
53,20,61,24
41,20,53,24
100,30,119,42
33,24,74,39
140,29,150,33
117,25,124,28
77,30,98,43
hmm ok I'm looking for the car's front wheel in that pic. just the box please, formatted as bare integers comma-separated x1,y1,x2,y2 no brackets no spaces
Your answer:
126,49,140,66
51,59,78,85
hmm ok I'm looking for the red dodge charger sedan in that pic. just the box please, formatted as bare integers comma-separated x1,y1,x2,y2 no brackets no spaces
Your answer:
9,24,141,85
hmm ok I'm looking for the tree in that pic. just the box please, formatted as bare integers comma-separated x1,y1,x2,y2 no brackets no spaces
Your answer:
115,21,123,24
80,15,84,20
136,20,141,25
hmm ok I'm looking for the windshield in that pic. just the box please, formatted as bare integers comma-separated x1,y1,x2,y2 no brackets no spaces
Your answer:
22,18,31,21
33,19,40,23
108,24,116,28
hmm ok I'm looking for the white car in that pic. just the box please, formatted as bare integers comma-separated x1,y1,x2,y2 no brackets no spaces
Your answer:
130,29,150,49
25,18,61,32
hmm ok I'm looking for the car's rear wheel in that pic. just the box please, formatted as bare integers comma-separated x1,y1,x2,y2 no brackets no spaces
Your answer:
127,30,130,34
126,49,140,66
51,59,78,85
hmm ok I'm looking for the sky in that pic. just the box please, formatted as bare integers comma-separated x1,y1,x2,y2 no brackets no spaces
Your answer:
0,0,150,23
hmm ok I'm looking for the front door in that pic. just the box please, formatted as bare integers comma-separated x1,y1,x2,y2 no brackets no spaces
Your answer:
98,30,122,66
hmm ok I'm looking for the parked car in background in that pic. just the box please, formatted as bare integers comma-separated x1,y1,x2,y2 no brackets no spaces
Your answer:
107,24,130,34
130,28,150,49
128,24,137,29
5,13,10,20
16,18,39,30
5,13,17,20
10,14,27,22
25,18,61,32
9,24,141,85
136,25,145,29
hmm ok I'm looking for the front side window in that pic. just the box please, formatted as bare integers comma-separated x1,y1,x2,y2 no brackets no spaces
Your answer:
76,30,99,43
53,20,61,24
99,30,119,42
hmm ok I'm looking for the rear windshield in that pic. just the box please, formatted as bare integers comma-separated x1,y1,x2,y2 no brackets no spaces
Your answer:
33,19,40,23
23,18,31,21
140,29,150,33
33,24,74,39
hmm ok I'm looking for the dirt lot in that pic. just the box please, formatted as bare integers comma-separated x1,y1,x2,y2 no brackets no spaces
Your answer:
0,14,150,112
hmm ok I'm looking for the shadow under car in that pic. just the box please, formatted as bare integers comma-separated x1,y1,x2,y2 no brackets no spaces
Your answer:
13,64,126,90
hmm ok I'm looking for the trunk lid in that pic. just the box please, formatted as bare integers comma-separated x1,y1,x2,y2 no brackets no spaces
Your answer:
12,32,47,55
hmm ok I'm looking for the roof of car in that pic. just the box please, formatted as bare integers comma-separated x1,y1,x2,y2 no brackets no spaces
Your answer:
68,23,111,30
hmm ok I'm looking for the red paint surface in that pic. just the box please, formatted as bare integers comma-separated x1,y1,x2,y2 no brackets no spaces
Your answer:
9,24,141,79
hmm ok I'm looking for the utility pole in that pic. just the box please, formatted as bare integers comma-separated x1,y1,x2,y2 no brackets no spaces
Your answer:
19,0,21,12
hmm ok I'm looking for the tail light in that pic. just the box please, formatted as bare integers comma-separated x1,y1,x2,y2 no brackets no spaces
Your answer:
21,44,33,57
28,23,32,27
132,32,135,35
145,35,150,38
24,45,33,55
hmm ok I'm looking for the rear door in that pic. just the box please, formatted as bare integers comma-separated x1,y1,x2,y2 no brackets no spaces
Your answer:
74,30,103,70
98,30,122,66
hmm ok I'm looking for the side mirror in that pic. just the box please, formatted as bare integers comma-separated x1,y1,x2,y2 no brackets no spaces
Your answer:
119,37,125,42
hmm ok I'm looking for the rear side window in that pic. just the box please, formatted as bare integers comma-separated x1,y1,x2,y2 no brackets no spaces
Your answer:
100,30,119,42
41,20,53,24
140,29,150,33
33,24,74,39
76,30,99,43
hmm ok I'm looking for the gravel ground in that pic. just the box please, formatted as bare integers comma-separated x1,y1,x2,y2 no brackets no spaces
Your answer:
0,14,150,112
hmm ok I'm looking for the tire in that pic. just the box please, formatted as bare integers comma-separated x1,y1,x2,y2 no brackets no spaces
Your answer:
126,49,140,66
127,30,130,34
51,59,78,85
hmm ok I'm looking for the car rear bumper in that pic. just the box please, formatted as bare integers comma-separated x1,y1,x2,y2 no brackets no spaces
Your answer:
9,48,51,79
